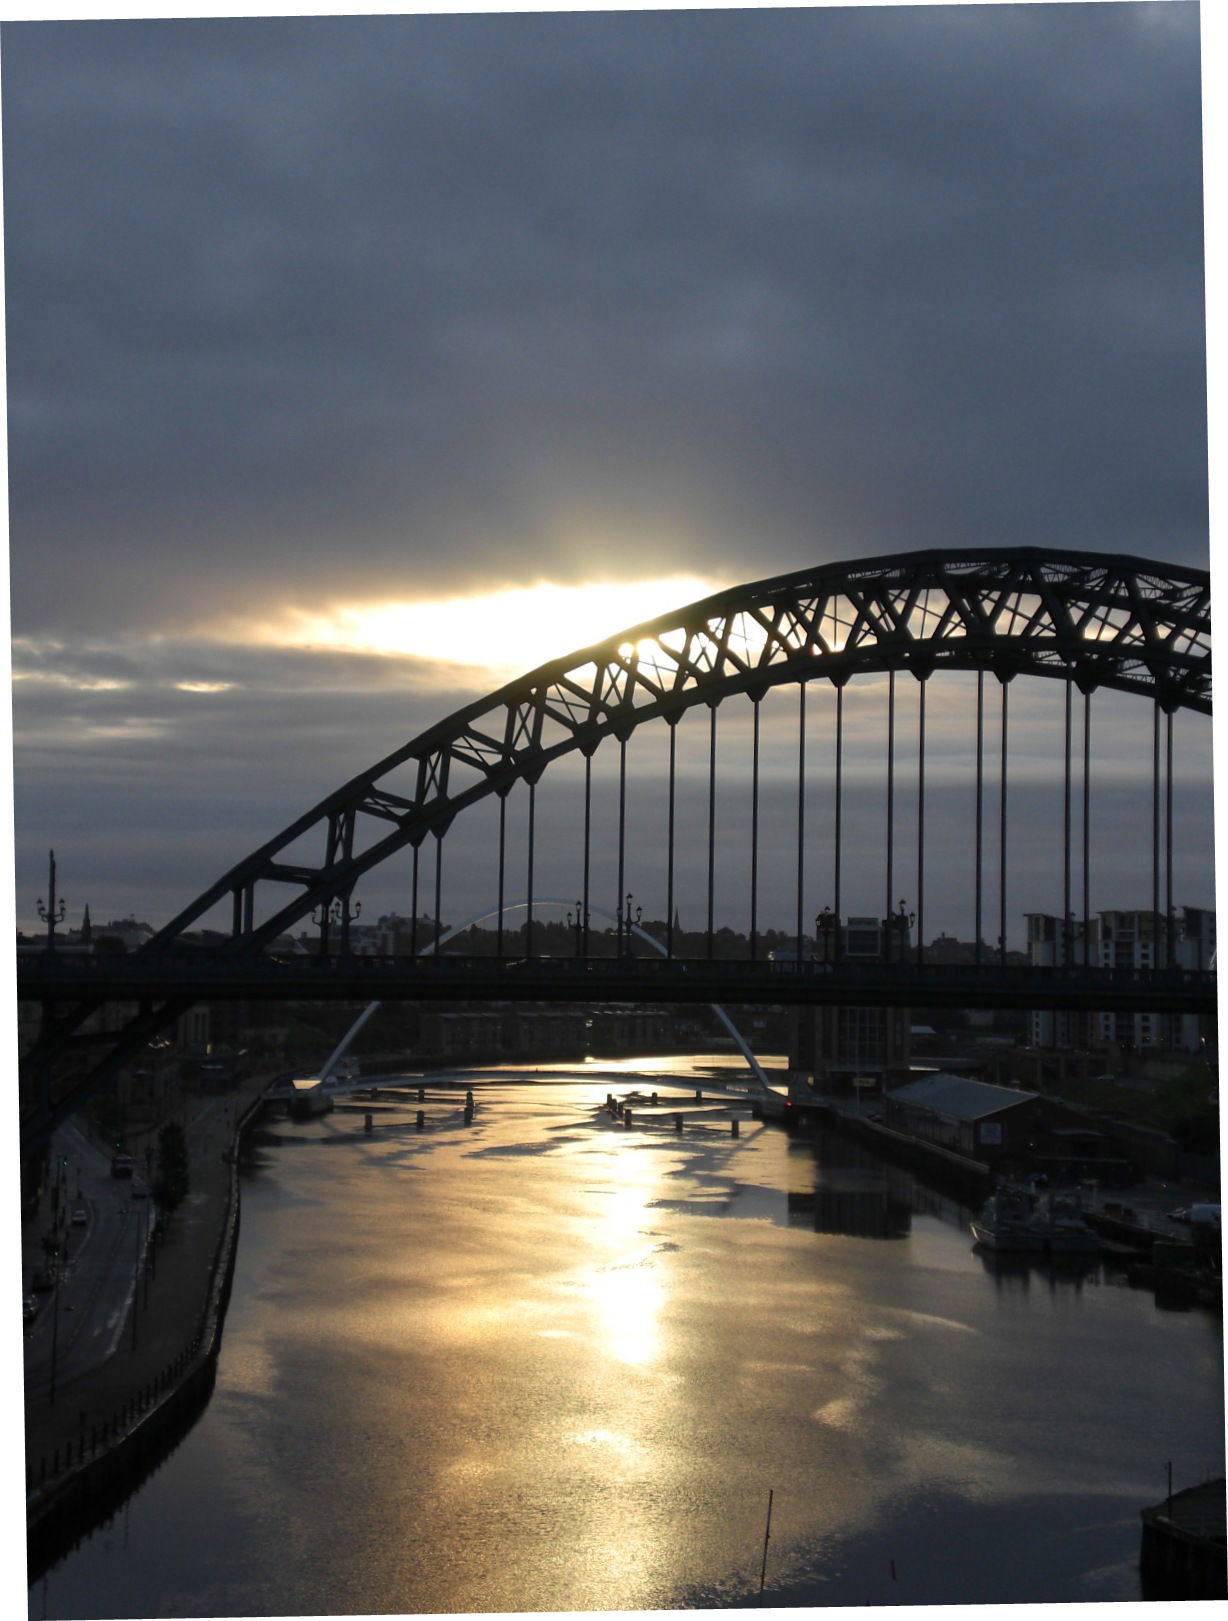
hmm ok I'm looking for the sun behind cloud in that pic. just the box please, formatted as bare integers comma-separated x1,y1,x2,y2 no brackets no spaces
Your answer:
234,576,724,681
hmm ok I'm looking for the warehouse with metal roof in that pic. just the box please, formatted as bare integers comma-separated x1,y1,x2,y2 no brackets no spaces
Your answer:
884,1072,1042,1160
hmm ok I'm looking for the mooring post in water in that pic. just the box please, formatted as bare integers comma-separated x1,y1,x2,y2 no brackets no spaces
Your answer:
624,1108,633,1129
675,1114,683,1133
416,1110,425,1130
731,1118,740,1137
759,1488,774,1594
418,1085,425,1101
364,1113,373,1133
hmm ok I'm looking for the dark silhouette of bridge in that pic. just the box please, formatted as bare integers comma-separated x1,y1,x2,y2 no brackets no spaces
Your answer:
19,547,1214,1152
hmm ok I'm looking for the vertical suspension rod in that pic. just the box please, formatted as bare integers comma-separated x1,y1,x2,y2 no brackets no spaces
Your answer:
750,698,760,962
433,833,443,957
975,671,984,967
796,682,806,955
999,680,1009,969
1082,689,1091,961
834,683,843,961
707,705,717,960
916,677,926,966
885,670,896,929
1152,701,1161,961
496,793,506,958
1165,708,1175,968
1063,680,1073,964
617,737,627,954
582,752,592,959
411,844,420,957
526,781,536,959
667,721,677,959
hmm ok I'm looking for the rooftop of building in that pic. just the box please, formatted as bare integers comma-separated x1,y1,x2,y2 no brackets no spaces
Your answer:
886,1071,1039,1121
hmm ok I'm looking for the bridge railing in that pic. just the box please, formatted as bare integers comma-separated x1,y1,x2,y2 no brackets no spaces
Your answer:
15,946,1216,999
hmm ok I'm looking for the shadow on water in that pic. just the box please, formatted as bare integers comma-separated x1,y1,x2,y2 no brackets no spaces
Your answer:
689,1487,1144,1608
784,1121,974,1240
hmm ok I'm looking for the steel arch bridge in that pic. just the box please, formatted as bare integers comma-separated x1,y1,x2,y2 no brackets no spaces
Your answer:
18,547,1214,1150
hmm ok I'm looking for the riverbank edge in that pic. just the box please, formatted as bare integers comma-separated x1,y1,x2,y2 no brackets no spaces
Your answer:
25,1089,264,1579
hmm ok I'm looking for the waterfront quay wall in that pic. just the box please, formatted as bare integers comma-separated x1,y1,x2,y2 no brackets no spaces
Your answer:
1139,1479,1227,1599
791,1101,993,1204
25,1088,265,1579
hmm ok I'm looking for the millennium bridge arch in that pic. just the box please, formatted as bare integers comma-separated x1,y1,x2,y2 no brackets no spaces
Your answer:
19,547,1214,1148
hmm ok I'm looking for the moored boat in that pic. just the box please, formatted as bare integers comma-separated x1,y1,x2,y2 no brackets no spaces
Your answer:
971,1185,1100,1255
970,1186,1047,1252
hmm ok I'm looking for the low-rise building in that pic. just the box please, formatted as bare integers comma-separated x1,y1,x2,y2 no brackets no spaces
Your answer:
883,1072,1041,1163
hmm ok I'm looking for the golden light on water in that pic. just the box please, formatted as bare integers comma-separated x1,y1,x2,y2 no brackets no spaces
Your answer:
583,1177,667,1368
243,576,723,679
590,1254,664,1367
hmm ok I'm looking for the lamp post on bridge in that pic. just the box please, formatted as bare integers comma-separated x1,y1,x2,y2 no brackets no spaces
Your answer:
815,906,836,964
617,893,641,959
884,899,914,963
37,849,67,954
567,901,589,959
311,894,361,956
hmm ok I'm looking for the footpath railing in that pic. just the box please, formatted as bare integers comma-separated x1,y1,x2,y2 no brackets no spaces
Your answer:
17,949,1217,1015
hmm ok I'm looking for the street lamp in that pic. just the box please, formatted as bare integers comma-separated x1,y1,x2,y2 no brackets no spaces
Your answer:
617,893,642,957
36,849,67,953
815,906,836,963
311,895,361,954
885,899,915,962
567,901,589,958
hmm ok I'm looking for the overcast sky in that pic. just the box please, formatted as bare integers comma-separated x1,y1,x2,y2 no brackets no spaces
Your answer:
3,2,1213,940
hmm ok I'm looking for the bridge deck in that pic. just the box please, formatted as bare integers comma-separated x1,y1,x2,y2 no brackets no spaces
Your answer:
17,951,1216,1014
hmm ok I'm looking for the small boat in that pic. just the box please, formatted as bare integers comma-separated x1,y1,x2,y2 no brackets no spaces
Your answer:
971,1185,1100,1255
1042,1194,1101,1254
970,1186,1047,1252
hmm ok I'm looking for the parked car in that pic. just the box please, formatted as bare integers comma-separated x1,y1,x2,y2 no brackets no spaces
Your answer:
23,1295,38,1323
29,1267,57,1292
71,1206,87,1225
131,1181,148,1200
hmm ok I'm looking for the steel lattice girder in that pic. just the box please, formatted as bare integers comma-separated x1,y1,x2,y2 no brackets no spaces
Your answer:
19,545,1212,1146
143,546,1210,959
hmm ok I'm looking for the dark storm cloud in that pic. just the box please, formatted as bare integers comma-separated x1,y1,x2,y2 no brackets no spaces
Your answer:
4,4,1208,639
5,4,1212,937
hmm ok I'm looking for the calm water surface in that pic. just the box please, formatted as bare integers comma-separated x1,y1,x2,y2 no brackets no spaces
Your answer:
30,1058,1224,1616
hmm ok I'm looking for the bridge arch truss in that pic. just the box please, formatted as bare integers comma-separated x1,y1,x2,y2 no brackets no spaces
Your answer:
150,547,1210,957
20,547,1213,1147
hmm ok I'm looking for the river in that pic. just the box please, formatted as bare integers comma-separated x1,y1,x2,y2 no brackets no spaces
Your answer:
29,1056,1224,1616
